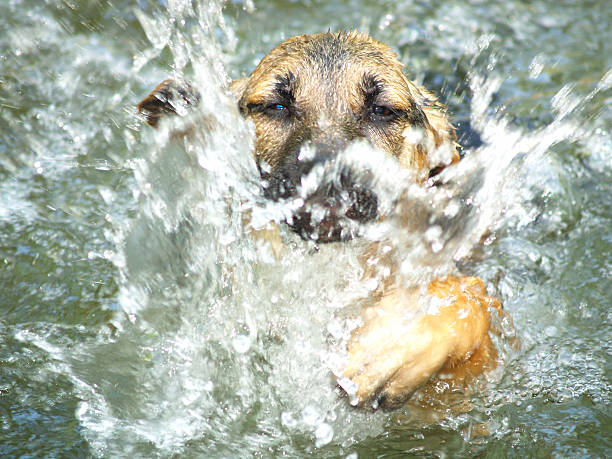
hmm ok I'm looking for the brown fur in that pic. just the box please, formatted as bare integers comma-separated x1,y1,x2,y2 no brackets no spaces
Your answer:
229,32,458,177
343,276,501,408
138,31,504,410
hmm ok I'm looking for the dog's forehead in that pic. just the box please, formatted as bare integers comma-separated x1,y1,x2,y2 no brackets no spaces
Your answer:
246,32,409,104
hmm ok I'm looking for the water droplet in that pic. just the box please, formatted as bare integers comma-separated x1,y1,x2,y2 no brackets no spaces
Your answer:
232,335,250,354
543,325,557,337
301,405,320,426
327,320,343,339
76,401,89,417
364,277,379,291
281,411,297,428
314,422,333,447
528,54,545,78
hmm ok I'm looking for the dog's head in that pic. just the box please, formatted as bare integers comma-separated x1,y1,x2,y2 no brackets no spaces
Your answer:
139,32,459,242
230,32,458,242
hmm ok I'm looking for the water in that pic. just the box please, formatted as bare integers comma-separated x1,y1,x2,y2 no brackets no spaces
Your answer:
1,0,610,457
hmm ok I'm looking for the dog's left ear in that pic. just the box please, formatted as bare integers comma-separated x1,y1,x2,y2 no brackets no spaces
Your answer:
403,78,460,178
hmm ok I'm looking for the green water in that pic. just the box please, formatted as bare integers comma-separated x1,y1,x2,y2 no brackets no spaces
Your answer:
1,0,610,457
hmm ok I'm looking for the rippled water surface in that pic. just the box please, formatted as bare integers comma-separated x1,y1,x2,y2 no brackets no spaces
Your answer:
1,0,611,457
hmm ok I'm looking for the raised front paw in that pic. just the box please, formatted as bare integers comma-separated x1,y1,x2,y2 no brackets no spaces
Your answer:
339,277,498,410
340,288,451,409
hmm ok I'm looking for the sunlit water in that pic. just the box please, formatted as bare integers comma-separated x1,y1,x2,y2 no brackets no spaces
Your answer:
1,0,610,457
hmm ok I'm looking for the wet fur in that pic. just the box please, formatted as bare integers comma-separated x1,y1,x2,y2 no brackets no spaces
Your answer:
229,32,458,176
138,31,502,409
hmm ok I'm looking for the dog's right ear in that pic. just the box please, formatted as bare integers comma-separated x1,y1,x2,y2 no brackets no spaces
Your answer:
137,79,200,128
138,78,249,128
229,78,249,108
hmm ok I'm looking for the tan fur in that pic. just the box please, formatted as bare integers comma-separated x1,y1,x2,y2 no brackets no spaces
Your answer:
342,277,500,407
228,32,458,178
138,31,503,410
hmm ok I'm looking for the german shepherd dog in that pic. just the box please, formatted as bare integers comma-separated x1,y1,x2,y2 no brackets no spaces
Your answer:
138,31,503,409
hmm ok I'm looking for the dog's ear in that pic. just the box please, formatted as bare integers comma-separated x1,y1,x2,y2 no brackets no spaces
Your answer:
229,77,249,107
403,78,460,178
137,79,200,128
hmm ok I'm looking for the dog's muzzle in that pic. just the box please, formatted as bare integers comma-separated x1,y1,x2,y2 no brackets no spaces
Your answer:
262,147,379,243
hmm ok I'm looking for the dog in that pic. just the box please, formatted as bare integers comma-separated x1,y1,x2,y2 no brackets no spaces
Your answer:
137,31,503,409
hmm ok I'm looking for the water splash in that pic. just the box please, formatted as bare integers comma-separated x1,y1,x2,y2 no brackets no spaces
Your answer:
8,0,610,456
78,5,612,454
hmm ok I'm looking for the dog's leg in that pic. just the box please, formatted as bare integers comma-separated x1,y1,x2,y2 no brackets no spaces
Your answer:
341,276,500,409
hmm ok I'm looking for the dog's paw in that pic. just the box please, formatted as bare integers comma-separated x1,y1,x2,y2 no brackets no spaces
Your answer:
340,277,497,410
340,288,450,409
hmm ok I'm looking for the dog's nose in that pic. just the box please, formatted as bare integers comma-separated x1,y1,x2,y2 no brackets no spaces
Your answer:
311,138,348,158
297,138,349,176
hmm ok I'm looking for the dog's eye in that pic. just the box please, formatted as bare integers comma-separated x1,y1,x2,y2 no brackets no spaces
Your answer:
263,102,291,118
266,103,288,113
373,106,392,116
370,105,397,121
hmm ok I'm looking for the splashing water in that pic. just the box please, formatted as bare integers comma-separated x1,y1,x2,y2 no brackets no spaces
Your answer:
2,0,610,457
